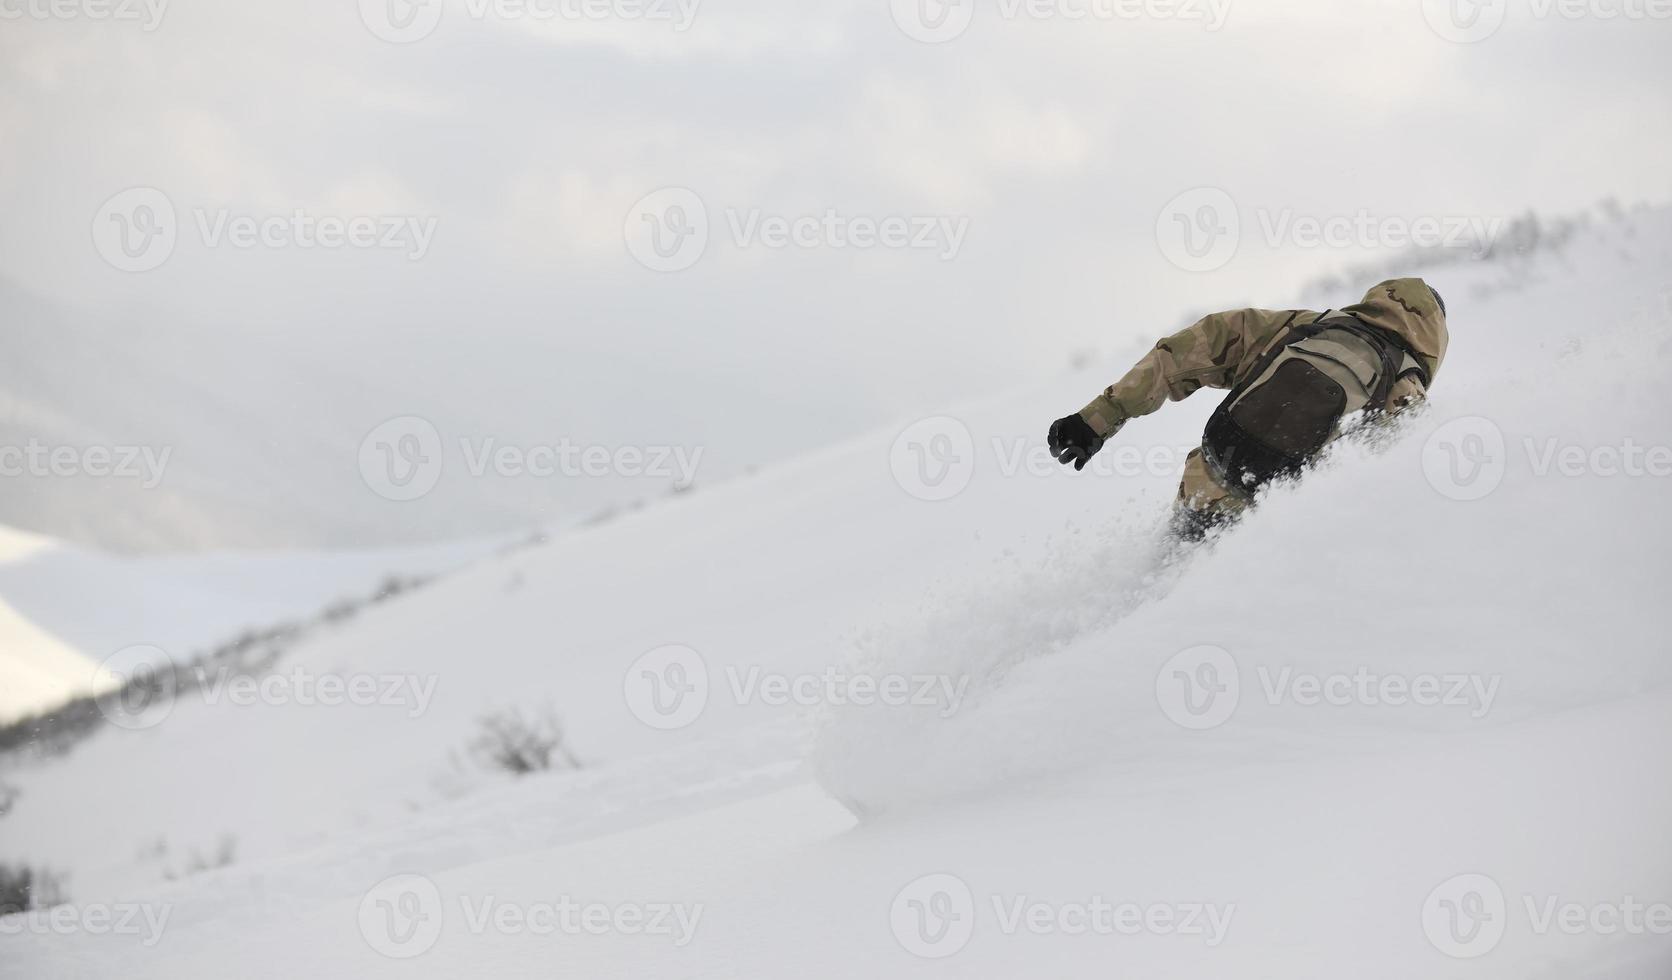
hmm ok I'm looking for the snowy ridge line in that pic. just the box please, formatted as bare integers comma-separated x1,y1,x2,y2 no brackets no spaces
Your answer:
1296,200,1664,308
0,572,438,757
0,526,513,727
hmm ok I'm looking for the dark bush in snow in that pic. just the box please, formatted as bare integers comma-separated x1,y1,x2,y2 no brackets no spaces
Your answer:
0,864,66,916
466,706,582,776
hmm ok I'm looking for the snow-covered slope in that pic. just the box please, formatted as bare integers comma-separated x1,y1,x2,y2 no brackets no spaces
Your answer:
1,208,1669,978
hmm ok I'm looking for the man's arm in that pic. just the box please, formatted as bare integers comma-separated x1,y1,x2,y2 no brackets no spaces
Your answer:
1078,308,1304,437
1046,307,1309,471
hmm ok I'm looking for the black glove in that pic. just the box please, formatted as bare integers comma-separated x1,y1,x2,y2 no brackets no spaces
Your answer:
1048,413,1105,471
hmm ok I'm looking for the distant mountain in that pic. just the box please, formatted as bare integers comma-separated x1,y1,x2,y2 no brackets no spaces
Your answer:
0,522,497,722
0,279,567,552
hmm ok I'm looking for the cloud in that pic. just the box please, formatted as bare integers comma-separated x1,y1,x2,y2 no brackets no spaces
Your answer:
0,0,1668,550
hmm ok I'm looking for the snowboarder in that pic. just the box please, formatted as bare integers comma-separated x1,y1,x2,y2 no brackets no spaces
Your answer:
1047,278,1449,538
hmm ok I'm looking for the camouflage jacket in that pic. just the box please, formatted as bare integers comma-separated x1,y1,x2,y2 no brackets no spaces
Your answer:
1079,278,1450,436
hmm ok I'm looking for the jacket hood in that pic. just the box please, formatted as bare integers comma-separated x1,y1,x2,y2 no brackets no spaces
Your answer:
1341,277,1449,380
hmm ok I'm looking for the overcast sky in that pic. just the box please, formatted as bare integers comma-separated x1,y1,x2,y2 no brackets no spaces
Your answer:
2,0,1670,547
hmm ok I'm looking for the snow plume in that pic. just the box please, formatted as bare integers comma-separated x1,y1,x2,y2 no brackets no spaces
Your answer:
812,507,1205,815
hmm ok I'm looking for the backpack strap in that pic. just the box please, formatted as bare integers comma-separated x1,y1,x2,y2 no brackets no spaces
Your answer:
1232,310,1307,399
1393,352,1431,389
1324,314,1432,409
1199,310,1306,500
